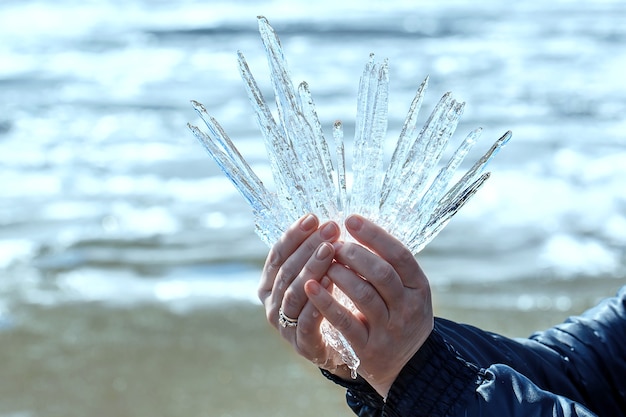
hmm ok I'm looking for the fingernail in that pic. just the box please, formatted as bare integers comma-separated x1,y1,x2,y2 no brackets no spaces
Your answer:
346,215,363,232
316,243,332,260
320,222,338,240
320,276,333,289
300,214,317,232
306,280,320,295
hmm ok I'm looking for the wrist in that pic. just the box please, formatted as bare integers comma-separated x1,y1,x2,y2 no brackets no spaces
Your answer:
367,374,398,399
367,325,435,398
372,383,393,400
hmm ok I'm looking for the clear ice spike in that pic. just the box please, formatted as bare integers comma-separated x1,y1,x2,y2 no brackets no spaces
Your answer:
350,56,388,220
257,17,339,222
298,81,340,221
381,94,465,238
237,51,301,223
434,130,512,218
410,172,491,254
333,120,348,233
411,127,482,238
188,105,270,212
380,76,429,207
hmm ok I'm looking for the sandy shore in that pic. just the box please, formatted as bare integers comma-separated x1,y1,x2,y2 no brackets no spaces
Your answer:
0,277,622,417
0,301,350,417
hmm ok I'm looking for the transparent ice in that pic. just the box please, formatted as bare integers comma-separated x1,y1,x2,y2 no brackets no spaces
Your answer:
188,16,511,378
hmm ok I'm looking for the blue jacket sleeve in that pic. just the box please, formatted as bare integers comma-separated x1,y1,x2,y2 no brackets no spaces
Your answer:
466,363,596,416
322,285,626,416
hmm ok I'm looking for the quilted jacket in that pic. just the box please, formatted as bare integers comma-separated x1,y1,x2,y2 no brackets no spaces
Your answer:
323,285,626,416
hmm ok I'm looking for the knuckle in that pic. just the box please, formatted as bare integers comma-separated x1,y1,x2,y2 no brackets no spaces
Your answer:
266,246,285,272
373,262,396,286
266,306,278,327
332,308,352,332
298,309,322,337
297,319,313,336
281,259,301,281
275,267,296,292
303,236,320,256
301,259,323,279
355,282,377,306
282,288,303,312
388,247,415,268
301,263,315,278
318,291,335,310
257,285,270,303
341,243,359,261
365,225,382,242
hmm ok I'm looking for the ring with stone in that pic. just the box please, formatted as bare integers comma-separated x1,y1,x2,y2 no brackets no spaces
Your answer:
278,308,298,328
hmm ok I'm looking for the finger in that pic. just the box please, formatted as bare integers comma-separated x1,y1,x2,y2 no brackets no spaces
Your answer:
267,221,340,328
344,214,426,289
304,279,368,349
281,242,335,324
333,241,404,308
258,213,318,303
270,220,338,300
293,277,332,362
326,262,389,325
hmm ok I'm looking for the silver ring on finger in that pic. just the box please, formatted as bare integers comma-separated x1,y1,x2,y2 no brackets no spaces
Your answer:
279,308,298,328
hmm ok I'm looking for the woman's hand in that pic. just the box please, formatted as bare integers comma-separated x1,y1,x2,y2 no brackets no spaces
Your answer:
258,213,350,376
304,214,434,398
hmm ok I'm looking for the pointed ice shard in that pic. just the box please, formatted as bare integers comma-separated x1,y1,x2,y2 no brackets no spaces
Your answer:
380,76,429,208
333,120,348,232
350,55,388,220
188,16,511,378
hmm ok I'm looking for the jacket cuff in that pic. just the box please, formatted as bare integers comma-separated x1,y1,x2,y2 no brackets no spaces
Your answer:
320,368,385,409
321,325,480,416
384,326,479,416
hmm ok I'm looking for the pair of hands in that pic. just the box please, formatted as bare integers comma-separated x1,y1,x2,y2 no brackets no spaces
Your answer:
258,213,434,398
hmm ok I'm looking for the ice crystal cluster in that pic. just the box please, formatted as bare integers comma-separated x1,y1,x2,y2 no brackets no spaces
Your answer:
188,16,511,377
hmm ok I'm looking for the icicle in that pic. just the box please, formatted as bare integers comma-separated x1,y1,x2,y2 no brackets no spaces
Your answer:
408,127,482,243
333,120,347,225
380,76,429,207
350,56,388,220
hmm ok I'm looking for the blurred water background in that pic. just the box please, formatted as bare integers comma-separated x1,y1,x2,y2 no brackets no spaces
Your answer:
1,0,625,416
